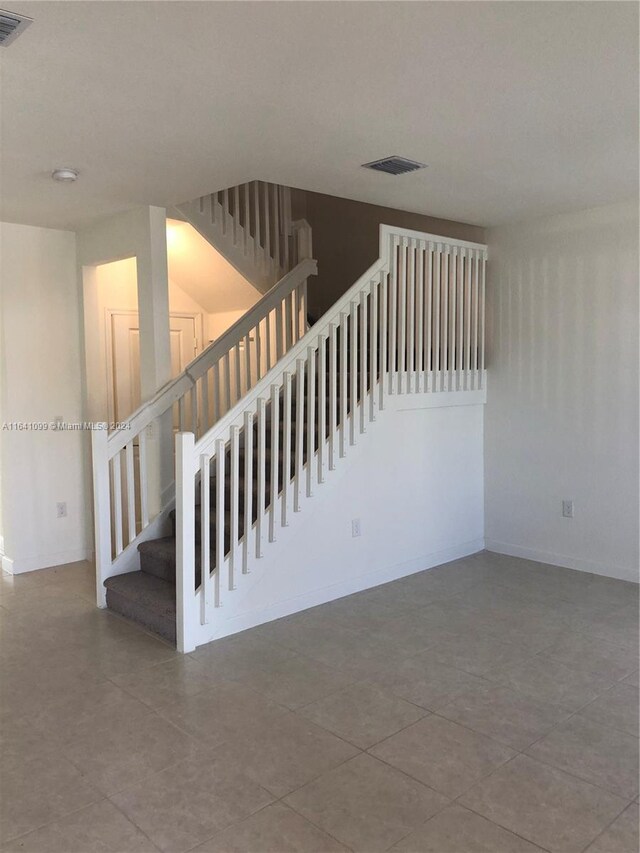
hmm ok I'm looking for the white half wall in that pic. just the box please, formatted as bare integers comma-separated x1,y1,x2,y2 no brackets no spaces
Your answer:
0,222,90,573
485,200,639,582
197,396,485,643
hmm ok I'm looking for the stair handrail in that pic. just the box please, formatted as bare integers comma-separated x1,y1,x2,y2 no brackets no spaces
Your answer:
106,255,316,460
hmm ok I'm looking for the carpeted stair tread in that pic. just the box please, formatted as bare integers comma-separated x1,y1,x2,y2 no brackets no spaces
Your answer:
104,570,176,644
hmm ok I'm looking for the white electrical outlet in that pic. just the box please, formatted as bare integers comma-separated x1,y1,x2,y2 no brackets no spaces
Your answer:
351,518,361,537
56,502,67,519
562,500,574,519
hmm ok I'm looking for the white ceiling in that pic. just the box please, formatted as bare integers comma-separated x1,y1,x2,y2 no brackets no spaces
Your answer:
1,1,637,231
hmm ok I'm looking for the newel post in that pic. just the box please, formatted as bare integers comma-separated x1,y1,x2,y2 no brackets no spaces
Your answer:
91,423,111,608
175,431,197,653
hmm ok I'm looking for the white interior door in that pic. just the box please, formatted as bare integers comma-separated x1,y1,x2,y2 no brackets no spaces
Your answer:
109,313,198,422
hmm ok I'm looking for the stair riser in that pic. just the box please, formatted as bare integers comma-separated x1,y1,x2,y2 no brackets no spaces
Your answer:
106,587,176,645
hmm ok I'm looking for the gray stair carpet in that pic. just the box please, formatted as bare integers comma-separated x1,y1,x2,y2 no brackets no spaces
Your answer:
106,332,371,644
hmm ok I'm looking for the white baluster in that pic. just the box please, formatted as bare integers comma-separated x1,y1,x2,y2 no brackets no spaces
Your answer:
434,244,441,388
407,239,415,393
441,249,449,392
242,410,253,573
254,181,261,264
416,243,424,392
125,442,136,543
294,359,305,511
275,301,284,361
318,336,326,483
306,346,316,497
244,333,251,394
264,183,271,266
466,249,472,391
233,343,241,404
370,279,377,421
479,252,486,388
285,291,293,350
350,302,358,445
138,427,149,529
360,289,367,432
281,372,292,526
255,320,262,380
215,438,225,605
214,360,221,422
201,372,209,434
91,424,111,607
176,431,196,653
398,238,407,394
273,183,280,270
340,311,348,456
450,247,457,393
256,398,266,554
232,185,239,245
457,249,465,392
223,187,229,236
200,453,211,624
426,244,433,391
111,453,123,556
224,352,232,413
389,236,398,393
269,384,279,542
328,322,337,470
244,183,250,253
229,426,240,588
474,251,480,389
380,270,387,410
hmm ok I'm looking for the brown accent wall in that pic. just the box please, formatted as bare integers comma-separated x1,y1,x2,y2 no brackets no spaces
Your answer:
299,190,485,318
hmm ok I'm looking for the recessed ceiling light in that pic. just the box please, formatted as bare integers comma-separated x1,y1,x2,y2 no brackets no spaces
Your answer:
51,168,79,183
362,156,427,176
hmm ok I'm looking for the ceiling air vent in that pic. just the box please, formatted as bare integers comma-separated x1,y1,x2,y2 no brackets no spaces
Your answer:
362,156,427,176
0,9,32,47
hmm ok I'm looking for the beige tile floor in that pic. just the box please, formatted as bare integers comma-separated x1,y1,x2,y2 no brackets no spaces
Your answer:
0,551,638,852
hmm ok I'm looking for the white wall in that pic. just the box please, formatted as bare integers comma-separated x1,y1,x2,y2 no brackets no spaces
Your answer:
198,396,485,641
0,222,90,572
485,200,639,582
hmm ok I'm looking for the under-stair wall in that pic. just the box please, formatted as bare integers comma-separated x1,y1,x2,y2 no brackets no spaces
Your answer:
186,394,485,641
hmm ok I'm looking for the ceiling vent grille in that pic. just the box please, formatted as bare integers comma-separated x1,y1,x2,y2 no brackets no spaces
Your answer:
0,9,32,47
362,156,427,176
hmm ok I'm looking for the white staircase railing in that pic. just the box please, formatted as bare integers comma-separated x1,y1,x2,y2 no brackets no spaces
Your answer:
175,225,488,651
177,182,299,294
91,223,315,605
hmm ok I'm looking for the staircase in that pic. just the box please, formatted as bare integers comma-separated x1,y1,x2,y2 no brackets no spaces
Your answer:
176,181,302,294
92,218,487,652
105,333,352,644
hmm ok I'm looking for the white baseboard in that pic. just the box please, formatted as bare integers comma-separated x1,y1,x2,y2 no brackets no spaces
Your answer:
2,555,14,575
9,548,92,575
197,537,485,646
485,539,639,584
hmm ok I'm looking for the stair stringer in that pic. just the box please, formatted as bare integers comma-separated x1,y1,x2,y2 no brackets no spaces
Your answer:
189,387,486,649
